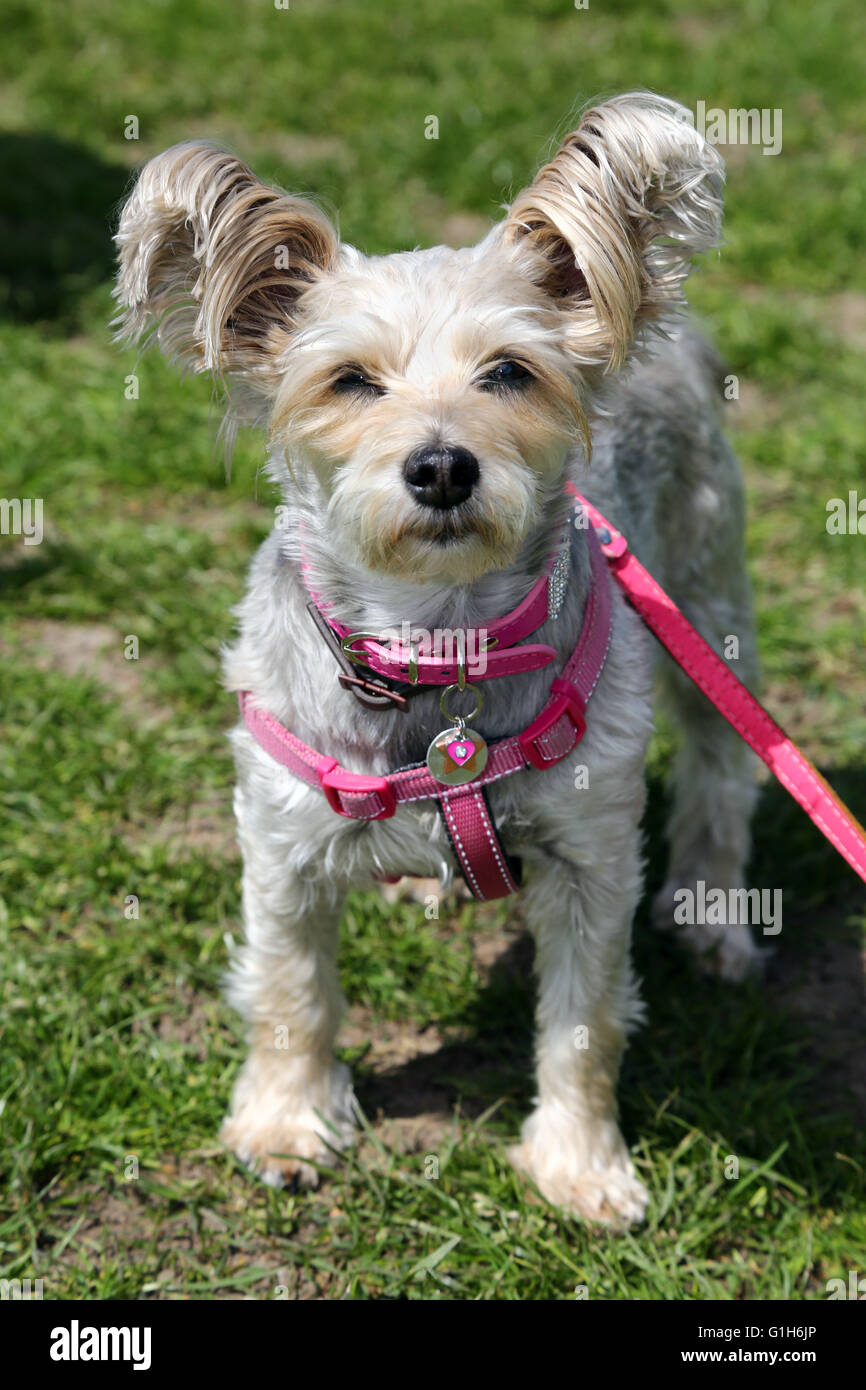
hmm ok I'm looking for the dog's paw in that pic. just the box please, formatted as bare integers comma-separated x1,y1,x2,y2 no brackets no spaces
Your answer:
221,1115,344,1188
221,1060,356,1188
652,881,764,983
509,1140,648,1228
508,1108,649,1228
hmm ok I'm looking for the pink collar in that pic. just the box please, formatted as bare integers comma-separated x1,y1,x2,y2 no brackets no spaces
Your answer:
300,533,571,686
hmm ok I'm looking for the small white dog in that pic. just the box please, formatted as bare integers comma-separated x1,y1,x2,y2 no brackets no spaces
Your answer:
115,92,759,1226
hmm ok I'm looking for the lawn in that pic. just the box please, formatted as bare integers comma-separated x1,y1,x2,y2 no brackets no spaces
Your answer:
1,0,865,1300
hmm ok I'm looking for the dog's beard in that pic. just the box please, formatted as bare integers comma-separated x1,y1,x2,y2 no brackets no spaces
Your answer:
406,502,495,548
330,473,535,583
362,509,525,582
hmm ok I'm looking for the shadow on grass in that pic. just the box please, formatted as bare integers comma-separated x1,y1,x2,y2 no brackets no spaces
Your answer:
0,538,76,593
0,132,131,327
354,769,866,1200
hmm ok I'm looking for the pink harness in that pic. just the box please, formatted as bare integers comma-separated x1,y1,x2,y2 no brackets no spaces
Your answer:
239,489,866,897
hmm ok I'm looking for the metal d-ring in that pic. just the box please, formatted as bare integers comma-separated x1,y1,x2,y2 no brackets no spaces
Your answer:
440,681,483,725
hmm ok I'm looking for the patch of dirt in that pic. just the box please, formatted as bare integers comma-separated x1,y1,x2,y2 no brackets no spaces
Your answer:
118,123,351,175
472,911,527,977
10,615,239,860
410,187,492,249
757,687,832,758
44,1162,331,1301
672,15,734,46
368,1112,459,1158
437,211,493,247
342,905,532,1140
818,292,866,351
265,131,350,169
340,1004,445,1068
339,999,456,1136
6,618,173,727
738,288,866,353
714,141,753,172
135,790,239,862
131,979,224,1061
728,380,785,430
113,491,272,541
174,499,271,540
0,539,48,572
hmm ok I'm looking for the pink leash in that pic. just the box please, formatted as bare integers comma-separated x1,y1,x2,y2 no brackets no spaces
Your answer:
239,490,866,895
569,486,866,886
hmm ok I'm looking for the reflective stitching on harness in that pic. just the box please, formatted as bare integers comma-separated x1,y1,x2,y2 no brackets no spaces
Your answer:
394,758,526,804
471,787,518,892
441,794,485,900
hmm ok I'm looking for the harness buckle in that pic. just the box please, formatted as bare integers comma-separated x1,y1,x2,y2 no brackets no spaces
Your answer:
518,678,586,770
340,631,385,667
319,767,397,820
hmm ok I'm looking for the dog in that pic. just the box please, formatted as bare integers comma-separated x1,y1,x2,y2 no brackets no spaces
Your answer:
114,92,760,1227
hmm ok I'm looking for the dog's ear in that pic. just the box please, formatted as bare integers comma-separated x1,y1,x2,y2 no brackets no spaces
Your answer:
113,141,338,410
503,93,724,371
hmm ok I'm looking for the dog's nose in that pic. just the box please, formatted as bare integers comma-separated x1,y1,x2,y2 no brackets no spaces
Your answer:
403,445,479,509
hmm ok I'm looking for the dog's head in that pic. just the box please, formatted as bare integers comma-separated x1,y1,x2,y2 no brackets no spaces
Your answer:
114,93,723,583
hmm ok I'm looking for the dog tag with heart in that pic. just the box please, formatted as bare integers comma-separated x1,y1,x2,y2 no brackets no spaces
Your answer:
425,725,489,786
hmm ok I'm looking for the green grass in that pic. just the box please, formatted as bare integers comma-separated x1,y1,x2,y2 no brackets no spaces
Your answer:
1,0,865,1300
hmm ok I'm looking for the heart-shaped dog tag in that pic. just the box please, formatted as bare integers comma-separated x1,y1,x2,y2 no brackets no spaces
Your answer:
426,726,489,787
447,739,473,766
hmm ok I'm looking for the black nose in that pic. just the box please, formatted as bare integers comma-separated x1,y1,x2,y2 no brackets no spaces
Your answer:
403,445,479,510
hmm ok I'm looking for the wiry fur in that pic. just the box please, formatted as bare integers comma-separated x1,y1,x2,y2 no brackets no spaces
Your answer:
505,92,725,374
114,93,759,1226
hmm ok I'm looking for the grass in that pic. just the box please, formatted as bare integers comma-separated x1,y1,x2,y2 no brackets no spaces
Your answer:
1,0,865,1300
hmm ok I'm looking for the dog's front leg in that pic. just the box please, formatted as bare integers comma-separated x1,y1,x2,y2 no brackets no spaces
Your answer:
220,782,355,1188
510,831,648,1228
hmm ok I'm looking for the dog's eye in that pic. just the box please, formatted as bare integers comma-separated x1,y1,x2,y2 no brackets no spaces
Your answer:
479,360,533,390
332,367,383,397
